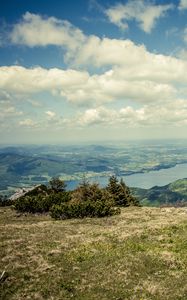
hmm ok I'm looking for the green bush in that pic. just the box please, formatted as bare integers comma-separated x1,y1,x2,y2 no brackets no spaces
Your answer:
50,199,120,220
0,195,13,207
13,177,139,218
14,179,121,218
14,191,72,213
14,195,41,213
49,180,120,219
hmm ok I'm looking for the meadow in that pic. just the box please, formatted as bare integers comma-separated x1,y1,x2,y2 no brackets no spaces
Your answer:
0,206,187,300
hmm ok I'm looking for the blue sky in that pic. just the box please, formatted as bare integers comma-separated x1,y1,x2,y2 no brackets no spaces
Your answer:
0,0,187,144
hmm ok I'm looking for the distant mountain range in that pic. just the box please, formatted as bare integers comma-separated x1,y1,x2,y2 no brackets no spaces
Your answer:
132,178,187,206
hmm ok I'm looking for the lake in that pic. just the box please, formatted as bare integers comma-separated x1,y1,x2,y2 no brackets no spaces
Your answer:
66,163,187,190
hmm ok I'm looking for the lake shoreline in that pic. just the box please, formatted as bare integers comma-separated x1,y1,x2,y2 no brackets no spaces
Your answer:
1,163,187,196
66,163,187,190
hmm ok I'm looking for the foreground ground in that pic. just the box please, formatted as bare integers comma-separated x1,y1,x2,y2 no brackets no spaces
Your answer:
0,207,187,300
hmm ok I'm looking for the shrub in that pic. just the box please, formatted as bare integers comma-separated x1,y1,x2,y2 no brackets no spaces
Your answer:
50,181,120,219
14,191,72,213
0,195,13,207
14,178,135,219
71,181,112,203
14,195,41,213
50,199,120,220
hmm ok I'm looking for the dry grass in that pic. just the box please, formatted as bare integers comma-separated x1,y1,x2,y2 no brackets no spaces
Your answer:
0,206,187,299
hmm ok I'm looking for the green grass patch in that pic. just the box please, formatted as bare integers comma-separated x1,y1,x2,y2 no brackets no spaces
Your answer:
0,207,187,299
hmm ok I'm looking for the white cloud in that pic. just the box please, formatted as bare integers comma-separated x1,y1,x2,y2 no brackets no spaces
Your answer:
3,37,187,98
2,14,187,131
0,66,89,94
78,107,116,126
7,12,184,84
17,113,69,131
77,100,187,128
0,54,184,108
19,118,36,127
4,98,187,132
65,72,176,105
10,12,85,49
105,0,173,33
179,0,187,10
1,106,22,117
72,37,187,84
46,110,56,118
0,98,23,120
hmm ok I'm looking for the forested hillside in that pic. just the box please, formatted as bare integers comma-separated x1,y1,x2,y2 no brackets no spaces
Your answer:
132,178,187,206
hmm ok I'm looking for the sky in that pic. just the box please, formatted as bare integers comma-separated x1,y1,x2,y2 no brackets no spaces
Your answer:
0,0,187,144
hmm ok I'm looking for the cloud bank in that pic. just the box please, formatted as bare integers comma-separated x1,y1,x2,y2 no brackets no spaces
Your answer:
1,10,187,137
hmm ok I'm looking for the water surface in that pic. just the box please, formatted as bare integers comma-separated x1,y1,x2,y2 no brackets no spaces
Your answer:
66,163,187,190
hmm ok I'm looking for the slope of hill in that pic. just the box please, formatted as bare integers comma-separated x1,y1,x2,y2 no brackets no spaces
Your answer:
0,207,187,300
0,152,84,191
132,178,187,206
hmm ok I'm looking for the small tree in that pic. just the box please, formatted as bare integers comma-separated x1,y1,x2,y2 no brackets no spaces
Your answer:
120,179,139,206
107,175,121,196
107,175,139,207
49,177,66,193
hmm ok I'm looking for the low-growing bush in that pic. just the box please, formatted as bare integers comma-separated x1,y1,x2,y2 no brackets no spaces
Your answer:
13,177,137,218
50,181,120,219
14,191,72,213
50,199,120,220
0,195,13,207
14,195,41,213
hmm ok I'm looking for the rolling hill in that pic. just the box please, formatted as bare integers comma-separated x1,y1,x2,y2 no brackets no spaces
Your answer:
132,178,187,206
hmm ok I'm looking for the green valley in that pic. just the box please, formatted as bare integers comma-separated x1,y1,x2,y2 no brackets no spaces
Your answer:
0,141,187,197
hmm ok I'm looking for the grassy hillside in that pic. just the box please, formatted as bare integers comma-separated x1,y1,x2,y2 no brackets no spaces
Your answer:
0,152,82,193
0,207,187,300
0,151,111,192
132,178,187,206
